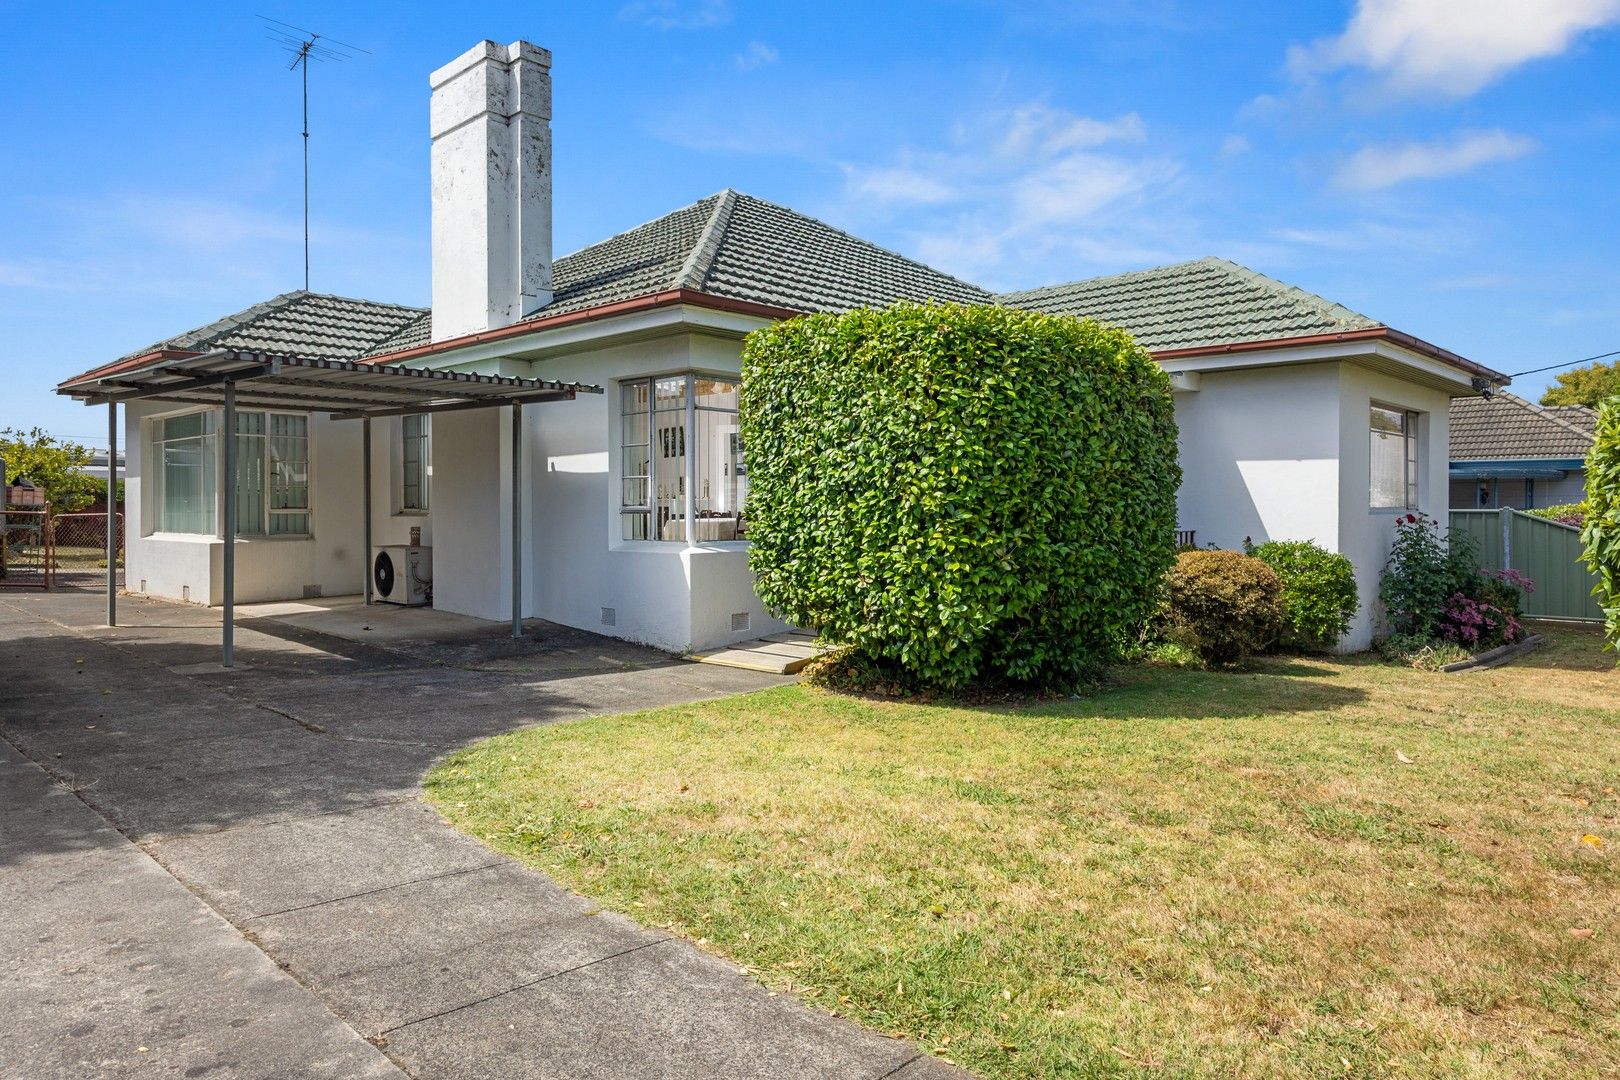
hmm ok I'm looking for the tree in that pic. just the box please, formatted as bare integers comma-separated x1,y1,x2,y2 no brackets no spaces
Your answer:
0,428,109,512
1541,361,1620,408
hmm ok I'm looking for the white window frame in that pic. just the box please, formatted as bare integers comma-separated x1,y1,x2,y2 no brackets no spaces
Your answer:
398,413,431,514
617,373,745,544
1369,403,1420,512
147,407,312,538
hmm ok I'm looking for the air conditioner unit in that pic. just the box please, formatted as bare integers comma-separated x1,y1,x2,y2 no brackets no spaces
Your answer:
372,545,432,606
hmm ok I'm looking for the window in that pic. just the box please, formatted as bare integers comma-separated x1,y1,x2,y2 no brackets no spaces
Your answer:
401,414,431,512
153,412,218,534
149,409,309,536
1370,405,1419,510
619,374,745,542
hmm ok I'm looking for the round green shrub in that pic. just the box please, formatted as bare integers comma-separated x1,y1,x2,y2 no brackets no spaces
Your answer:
1161,550,1284,666
1248,539,1358,652
739,302,1180,691
1581,399,1620,658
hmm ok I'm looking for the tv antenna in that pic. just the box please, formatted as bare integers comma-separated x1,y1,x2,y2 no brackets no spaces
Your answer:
260,17,369,291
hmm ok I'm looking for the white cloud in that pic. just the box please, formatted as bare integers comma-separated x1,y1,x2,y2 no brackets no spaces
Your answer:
1219,134,1251,159
831,104,1180,284
1291,0,1620,98
618,0,731,29
1333,129,1537,190
733,40,778,71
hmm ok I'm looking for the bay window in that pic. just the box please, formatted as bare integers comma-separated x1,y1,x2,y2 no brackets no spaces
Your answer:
151,409,310,536
1370,404,1418,510
619,374,745,542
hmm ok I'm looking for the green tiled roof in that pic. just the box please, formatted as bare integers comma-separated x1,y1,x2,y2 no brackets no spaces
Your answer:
97,191,1451,374
534,189,989,320
1449,393,1595,461
123,291,427,363
996,257,1383,352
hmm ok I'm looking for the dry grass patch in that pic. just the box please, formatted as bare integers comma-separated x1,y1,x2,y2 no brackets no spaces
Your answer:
426,626,1619,1078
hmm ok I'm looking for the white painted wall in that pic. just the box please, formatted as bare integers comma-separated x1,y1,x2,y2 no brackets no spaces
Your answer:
123,404,365,606
1170,363,1343,553
1334,364,1455,651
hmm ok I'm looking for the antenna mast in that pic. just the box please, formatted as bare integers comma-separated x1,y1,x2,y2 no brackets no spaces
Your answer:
261,17,368,292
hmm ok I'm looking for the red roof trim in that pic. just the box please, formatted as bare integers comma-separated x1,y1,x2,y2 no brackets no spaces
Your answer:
358,289,802,367
59,348,205,391
1153,327,1508,384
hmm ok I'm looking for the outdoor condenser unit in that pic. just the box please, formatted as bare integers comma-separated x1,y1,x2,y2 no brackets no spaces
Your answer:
372,546,432,606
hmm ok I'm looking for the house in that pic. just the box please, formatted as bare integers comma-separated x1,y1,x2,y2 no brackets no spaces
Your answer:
57,40,1508,654
1450,392,1595,509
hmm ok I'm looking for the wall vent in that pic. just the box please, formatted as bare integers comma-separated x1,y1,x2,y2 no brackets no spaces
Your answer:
730,611,751,633
139,579,147,593
303,584,323,599
600,607,616,627
181,585,190,602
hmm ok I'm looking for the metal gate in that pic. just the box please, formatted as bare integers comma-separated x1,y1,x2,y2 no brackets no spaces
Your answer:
0,509,51,589
1450,507,1602,622
49,512,124,587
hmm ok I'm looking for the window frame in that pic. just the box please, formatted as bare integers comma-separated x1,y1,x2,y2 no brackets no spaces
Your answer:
617,373,745,545
399,413,431,514
147,407,312,538
1369,403,1420,512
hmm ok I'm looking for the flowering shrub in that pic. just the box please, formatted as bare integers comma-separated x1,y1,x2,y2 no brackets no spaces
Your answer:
1438,592,1522,650
1379,515,1535,658
1378,513,1479,636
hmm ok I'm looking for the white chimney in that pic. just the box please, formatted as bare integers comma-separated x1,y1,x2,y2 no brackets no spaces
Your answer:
429,41,553,342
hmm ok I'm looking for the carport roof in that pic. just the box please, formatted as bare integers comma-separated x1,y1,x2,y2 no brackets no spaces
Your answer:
55,348,601,418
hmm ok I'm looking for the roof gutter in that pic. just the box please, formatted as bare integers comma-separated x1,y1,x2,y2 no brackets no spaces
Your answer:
1153,327,1509,386
359,289,803,368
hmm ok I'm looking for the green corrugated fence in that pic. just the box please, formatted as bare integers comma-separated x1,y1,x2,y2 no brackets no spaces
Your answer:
1450,508,1602,622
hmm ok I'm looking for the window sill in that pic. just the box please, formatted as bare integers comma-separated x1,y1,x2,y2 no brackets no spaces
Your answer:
393,509,431,518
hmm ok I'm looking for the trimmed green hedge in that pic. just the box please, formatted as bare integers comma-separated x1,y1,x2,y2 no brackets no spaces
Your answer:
1161,550,1285,666
1249,539,1358,652
1581,400,1620,657
739,303,1180,691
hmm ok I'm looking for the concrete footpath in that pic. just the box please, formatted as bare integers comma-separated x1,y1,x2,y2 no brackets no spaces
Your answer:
0,590,964,1080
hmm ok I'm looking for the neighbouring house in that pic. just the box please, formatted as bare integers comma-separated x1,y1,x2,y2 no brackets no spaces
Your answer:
1449,392,1596,510
57,40,1508,653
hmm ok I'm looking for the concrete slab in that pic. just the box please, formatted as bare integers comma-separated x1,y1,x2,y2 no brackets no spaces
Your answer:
383,939,919,1080
0,589,941,1080
0,753,401,1080
151,800,503,920
250,863,666,1033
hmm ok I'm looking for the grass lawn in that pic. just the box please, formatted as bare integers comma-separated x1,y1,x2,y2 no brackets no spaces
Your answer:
426,627,1619,1078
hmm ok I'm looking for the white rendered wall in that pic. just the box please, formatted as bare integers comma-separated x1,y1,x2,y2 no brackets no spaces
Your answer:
1334,364,1455,651
122,404,366,606
514,332,787,652
1170,363,1344,554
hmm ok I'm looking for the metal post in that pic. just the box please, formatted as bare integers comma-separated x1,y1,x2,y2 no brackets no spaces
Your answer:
1500,505,1513,572
107,402,118,626
221,384,236,668
510,402,523,639
362,416,373,605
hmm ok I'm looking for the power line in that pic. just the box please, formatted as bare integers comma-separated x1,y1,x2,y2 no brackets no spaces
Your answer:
1511,348,1620,378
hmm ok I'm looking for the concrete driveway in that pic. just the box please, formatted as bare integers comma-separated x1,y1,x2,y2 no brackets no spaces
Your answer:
0,590,961,1080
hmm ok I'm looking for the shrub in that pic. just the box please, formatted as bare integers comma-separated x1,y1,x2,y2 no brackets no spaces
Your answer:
1437,592,1522,650
1582,399,1620,658
740,303,1180,692
1526,501,1588,528
1160,550,1284,666
1248,540,1358,651
1378,513,1478,637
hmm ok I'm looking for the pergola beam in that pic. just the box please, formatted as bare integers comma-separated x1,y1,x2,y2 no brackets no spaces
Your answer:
325,389,576,422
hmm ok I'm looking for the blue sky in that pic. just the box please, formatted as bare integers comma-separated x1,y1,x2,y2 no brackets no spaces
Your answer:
3,0,1617,450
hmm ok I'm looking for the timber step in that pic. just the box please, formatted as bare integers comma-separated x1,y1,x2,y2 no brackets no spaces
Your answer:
689,631,828,675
